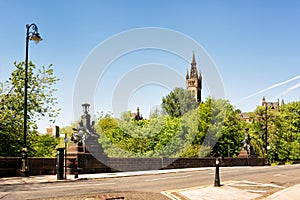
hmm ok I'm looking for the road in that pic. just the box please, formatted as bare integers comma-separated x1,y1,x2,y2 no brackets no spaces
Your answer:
1,164,300,199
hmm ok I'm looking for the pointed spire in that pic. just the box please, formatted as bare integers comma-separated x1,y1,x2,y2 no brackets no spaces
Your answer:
186,51,202,103
191,51,196,65
186,68,189,79
190,51,198,78
262,96,266,106
199,70,202,90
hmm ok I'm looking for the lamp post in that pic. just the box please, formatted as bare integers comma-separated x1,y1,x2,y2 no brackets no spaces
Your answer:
264,103,269,165
20,23,42,177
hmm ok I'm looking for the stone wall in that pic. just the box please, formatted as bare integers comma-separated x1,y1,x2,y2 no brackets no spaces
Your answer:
106,157,265,172
0,157,57,177
0,156,265,177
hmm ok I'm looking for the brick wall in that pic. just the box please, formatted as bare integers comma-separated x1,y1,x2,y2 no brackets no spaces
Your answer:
0,156,265,177
0,157,57,177
105,157,265,172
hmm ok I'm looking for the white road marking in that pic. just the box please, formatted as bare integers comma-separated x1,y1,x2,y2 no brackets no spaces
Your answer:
245,189,266,193
30,182,115,190
273,174,282,176
227,180,283,188
161,186,207,200
259,183,284,188
161,191,182,200
146,175,192,182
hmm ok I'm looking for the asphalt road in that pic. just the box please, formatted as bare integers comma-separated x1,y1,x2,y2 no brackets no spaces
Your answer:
1,164,300,200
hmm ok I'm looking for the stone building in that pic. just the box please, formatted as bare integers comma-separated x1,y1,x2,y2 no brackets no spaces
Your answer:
261,96,282,111
240,112,251,123
46,125,59,137
186,52,202,102
132,107,143,121
240,97,285,122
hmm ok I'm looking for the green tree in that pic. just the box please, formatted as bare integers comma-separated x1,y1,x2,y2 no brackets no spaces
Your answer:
95,98,246,159
30,133,58,157
180,100,212,158
120,111,132,122
0,61,60,157
211,100,244,157
248,105,278,158
180,98,244,158
162,87,198,117
95,112,185,157
270,102,300,162
149,107,162,119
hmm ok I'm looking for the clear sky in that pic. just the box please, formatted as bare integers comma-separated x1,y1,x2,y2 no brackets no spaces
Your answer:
1,1,300,133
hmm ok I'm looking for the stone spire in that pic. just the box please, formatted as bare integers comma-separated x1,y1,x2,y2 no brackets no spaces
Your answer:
186,52,202,103
199,70,202,90
186,68,189,79
281,99,285,106
190,51,198,78
262,96,266,106
191,51,196,65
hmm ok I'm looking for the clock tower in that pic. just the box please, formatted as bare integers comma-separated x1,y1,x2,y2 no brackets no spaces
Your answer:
186,52,202,102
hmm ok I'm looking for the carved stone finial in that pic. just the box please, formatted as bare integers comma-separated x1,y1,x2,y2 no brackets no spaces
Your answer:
82,103,90,114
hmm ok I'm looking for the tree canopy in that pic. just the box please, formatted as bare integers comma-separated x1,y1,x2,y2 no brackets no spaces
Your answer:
95,97,245,158
0,61,60,157
161,87,199,117
248,102,300,163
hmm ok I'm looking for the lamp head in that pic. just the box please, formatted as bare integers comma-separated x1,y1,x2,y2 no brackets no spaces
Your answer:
29,33,43,44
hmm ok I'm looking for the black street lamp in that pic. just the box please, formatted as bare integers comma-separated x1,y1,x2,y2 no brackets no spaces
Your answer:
20,23,42,177
264,103,269,165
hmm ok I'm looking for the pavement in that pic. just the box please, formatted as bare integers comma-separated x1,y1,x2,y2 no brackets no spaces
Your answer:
1,167,300,200
168,183,300,200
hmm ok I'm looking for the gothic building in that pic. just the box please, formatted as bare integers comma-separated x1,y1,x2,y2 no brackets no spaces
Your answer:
186,52,202,102
132,107,143,121
240,97,284,123
262,96,282,111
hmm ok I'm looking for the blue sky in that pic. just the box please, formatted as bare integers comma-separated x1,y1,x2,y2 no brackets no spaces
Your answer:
1,1,300,133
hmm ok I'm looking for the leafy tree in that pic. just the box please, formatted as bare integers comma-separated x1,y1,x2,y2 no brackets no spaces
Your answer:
179,100,212,157
95,113,186,157
162,87,198,117
30,133,58,157
149,107,162,119
95,98,245,159
211,100,244,157
0,61,60,157
192,98,212,145
270,102,300,162
120,111,132,122
248,105,278,158
178,98,245,158
248,101,300,163
56,123,78,150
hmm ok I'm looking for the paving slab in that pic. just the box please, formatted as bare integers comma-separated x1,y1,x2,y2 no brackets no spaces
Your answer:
179,185,261,200
266,183,300,200
0,192,8,199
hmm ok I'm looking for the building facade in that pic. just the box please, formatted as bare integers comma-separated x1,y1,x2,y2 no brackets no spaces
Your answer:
186,52,202,102
262,96,281,111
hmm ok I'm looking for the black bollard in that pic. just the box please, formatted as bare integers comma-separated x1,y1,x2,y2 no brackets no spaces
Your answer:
56,148,65,180
214,157,221,187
